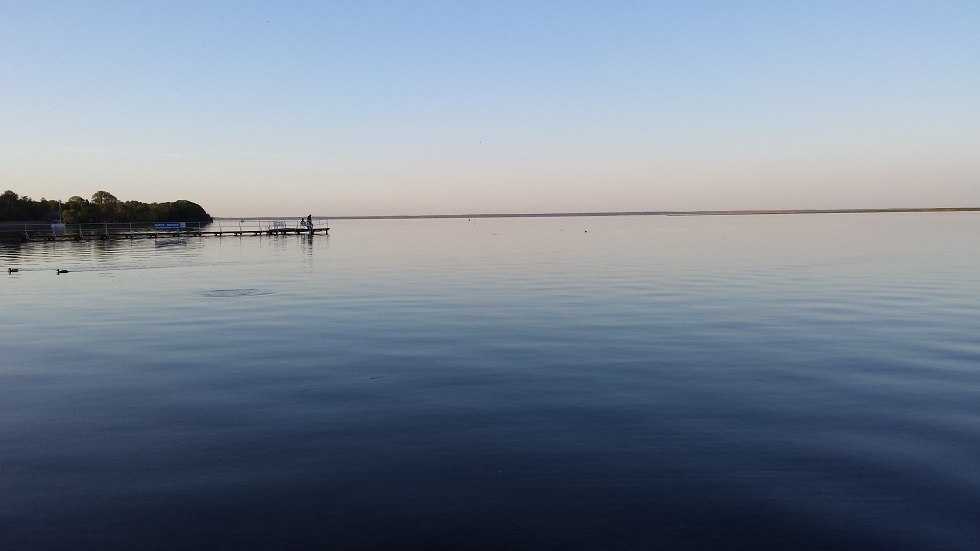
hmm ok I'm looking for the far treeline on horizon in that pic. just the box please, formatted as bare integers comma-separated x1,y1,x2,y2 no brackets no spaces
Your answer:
0,190,212,224
3,188,979,225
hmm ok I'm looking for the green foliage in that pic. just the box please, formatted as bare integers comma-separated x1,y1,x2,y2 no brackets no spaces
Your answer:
91,190,120,221
0,190,213,224
0,190,63,222
62,196,100,223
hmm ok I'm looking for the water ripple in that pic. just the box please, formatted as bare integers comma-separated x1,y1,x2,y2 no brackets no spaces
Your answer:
197,288,276,298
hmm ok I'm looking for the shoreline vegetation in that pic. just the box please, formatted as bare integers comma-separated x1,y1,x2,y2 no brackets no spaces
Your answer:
220,207,980,221
0,190,212,224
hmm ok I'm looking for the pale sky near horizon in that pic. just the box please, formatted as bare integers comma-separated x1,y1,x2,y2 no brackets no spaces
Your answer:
2,1,978,217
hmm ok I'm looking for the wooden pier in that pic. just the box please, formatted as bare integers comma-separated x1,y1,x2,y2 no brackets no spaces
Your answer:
0,219,329,243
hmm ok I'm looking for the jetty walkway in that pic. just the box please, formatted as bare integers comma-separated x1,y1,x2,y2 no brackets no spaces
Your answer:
0,219,329,242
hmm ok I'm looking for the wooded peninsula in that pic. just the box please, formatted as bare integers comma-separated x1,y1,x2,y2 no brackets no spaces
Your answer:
0,190,212,224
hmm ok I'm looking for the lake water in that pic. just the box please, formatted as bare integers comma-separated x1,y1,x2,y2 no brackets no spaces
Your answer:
2,213,979,549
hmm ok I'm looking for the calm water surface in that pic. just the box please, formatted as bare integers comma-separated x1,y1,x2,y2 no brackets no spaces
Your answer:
2,214,979,549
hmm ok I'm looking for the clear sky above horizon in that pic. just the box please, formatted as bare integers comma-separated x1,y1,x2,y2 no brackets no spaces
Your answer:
2,1,978,217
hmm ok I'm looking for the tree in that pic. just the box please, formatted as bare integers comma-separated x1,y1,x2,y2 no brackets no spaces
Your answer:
91,190,119,221
0,190,213,224
62,196,98,223
119,200,151,222
0,190,19,219
91,190,118,206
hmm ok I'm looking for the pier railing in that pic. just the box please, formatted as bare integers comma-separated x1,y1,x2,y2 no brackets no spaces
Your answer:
208,218,329,236
0,222,206,241
0,219,328,242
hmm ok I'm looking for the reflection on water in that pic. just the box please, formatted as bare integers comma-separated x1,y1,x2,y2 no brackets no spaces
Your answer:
2,214,979,549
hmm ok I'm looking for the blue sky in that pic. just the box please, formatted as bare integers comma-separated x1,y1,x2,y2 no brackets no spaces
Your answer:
2,1,978,216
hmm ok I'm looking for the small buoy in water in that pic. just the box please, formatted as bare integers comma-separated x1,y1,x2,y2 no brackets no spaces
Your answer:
56,269,69,274
7,268,18,274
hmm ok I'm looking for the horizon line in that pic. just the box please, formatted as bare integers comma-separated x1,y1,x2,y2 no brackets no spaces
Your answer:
216,207,980,221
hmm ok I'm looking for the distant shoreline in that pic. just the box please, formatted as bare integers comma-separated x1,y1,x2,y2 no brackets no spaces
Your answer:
217,207,980,221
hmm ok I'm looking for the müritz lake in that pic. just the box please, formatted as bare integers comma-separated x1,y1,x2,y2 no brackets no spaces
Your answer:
2,213,979,549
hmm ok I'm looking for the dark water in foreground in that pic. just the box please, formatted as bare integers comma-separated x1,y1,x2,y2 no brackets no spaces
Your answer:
2,214,979,549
